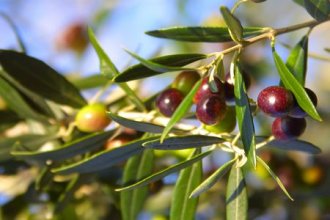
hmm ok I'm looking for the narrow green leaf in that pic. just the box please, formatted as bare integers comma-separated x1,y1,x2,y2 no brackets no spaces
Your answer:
0,50,87,108
220,6,245,44
125,49,198,73
286,36,309,85
303,0,329,21
161,79,202,142
68,74,108,90
226,164,248,220
190,158,235,198
146,26,265,42
257,157,294,201
234,60,256,168
0,133,57,161
54,175,90,213
258,137,321,154
116,150,212,192
11,130,115,162
0,77,47,122
143,135,225,150
170,149,203,220
120,150,154,220
0,70,55,118
0,12,26,52
108,112,164,133
52,136,158,175
88,28,146,111
88,27,119,78
117,82,146,112
273,50,321,121
115,53,206,82
293,0,304,7
35,165,55,191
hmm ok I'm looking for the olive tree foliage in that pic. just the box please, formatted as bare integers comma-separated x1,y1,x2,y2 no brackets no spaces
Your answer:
0,0,329,219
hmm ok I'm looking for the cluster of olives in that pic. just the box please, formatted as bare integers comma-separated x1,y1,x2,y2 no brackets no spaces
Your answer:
155,71,251,134
257,86,317,140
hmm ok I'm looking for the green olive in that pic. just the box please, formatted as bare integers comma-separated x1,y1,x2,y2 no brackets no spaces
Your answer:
75,103,111,133
203,106,236,133
172,71,200,96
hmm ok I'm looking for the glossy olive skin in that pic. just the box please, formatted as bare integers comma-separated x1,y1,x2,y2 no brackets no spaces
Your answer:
193,77,225,104
257,86,294,117
196,95,227,125
203,106,236,133
224,71,251,102
289,88,318,118
156,88,184,117
172,71,201,96
75,103,111,133
272,116,306,140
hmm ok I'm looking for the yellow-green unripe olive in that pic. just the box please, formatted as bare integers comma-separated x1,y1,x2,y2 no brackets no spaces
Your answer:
75,103,111,133
203,106,236,133
172,71,201,96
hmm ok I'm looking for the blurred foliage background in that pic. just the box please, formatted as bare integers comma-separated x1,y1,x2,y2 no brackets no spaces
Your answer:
0,0,330,219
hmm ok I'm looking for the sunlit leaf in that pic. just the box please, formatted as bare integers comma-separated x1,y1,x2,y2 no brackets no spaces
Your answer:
125,49,198,73
233,58,256,168
190,158,235,198
88,27,119,78
257,157,294,201
116,150,212,192
170,149,202,220
226,164,248,220
286,36,308,85
161,79,202,142
115,53,206,82
273,50,321,121
0,50,87,108
146,26,265,42
220,6,245,44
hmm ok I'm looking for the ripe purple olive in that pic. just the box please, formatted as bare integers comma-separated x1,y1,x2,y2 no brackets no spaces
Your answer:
172,71,201,96
156,88,184,117
224,71,251,102
289,88,318,118
75,103,111,133
257,86,294,117
196,95,227,125
193,77,225,104
203,106,236,133
272,116,306,140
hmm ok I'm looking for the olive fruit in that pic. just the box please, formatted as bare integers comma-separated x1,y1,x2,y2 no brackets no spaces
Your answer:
75,103,111,133
196,95,227,125
272,116,306,140
172,71,201,96
156,88,184,117
193,77,225,104
203,106,236,133
257,86,294,117
289,88,317,118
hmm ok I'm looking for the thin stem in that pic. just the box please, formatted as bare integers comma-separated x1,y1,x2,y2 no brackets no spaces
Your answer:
214,18,330,57
231,0,249,13
89,80,113,104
